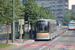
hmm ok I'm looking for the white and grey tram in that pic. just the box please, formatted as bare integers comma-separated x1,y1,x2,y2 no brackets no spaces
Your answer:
35,19,57,40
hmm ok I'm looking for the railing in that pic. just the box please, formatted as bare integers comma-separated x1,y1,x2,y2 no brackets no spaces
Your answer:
0,25,11,34
0,34,7,43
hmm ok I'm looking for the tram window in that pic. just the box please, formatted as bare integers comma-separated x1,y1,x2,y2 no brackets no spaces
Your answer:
36,21,50,33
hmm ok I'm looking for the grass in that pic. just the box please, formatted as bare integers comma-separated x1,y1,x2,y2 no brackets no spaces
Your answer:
0,43,13,48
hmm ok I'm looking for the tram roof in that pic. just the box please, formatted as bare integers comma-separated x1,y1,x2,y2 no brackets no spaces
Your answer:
69,21,75,23
69,20,75,23
37,19,55,21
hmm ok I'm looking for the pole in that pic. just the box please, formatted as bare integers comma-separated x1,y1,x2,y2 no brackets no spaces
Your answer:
12,0,15,42
20,20,22,43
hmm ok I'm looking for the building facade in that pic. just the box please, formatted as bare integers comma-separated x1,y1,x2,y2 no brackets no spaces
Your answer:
68,5,75,13
34,0,68,23
72,5,75,11
22,0,68,23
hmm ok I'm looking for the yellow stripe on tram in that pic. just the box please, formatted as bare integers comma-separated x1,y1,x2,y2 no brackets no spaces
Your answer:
37,33,49,36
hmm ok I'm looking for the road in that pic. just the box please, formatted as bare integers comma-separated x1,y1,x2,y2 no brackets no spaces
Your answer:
11,26,75,50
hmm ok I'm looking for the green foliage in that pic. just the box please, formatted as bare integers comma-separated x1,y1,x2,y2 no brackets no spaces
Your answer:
38,7,54,19
0,0,13,24
63,11,71,23
71,11,75,20
0,0,5,24
4,0,13,25
0,0,25,24
25,0,39,24
15,0,25,19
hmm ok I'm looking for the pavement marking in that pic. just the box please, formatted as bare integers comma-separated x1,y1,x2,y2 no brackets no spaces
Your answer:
39,46,46,50
20,44,29,47
54,44,65,48
39,30,67,50
41,44,53,47
66,45,75,47
28,44,41,47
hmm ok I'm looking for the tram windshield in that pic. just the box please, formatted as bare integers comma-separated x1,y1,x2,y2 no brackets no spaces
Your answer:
36,21,49,33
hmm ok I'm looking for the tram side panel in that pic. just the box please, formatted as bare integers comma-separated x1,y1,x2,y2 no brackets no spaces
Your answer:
49,21,57,39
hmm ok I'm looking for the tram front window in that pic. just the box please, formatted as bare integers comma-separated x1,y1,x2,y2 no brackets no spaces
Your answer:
36,21,49,33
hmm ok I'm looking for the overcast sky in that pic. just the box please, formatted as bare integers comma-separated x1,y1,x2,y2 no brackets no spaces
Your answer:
69,0,75,9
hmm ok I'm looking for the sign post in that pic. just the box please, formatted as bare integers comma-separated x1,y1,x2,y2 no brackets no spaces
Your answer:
19,19,24,42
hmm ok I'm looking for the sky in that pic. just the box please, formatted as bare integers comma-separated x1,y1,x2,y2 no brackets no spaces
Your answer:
69,0,75,9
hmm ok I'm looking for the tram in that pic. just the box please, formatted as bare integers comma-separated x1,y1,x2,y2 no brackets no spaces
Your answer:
35,19,57,40
68,20,75,30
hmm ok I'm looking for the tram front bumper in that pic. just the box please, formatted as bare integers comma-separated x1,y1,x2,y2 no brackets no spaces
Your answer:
36,36,50,40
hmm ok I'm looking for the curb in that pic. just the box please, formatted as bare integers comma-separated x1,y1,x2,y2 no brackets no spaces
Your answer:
8,40,34,46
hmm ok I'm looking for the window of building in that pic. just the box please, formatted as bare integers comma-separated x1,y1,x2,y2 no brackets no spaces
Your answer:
65,0,68,2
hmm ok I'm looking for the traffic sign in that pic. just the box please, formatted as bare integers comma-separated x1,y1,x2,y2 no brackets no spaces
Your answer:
20,29,23,34
19,19,24,25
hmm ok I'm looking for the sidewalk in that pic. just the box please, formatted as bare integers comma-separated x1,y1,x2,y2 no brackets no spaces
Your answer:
9,39,34,46
0,39,34,46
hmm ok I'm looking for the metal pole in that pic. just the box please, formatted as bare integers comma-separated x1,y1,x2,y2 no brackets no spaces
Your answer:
12,0,15,42
20,20,22,43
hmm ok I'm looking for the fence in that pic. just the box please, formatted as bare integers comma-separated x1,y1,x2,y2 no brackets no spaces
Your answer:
0,34,7,43
0,25,11,33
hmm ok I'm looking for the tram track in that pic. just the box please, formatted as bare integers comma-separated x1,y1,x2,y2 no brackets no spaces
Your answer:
39,29,75,50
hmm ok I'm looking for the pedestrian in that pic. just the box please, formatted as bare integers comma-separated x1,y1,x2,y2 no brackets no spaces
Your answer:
29,29,33,39
33,30,36,39
31,32,34,39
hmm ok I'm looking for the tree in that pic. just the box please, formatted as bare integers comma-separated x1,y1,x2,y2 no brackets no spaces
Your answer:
15,0,25,19
71,11,75,20
4,0,13,43
0,0,13,43
25,0,39,24
63,11,71,25
0,0,25,43
43,7,54,19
